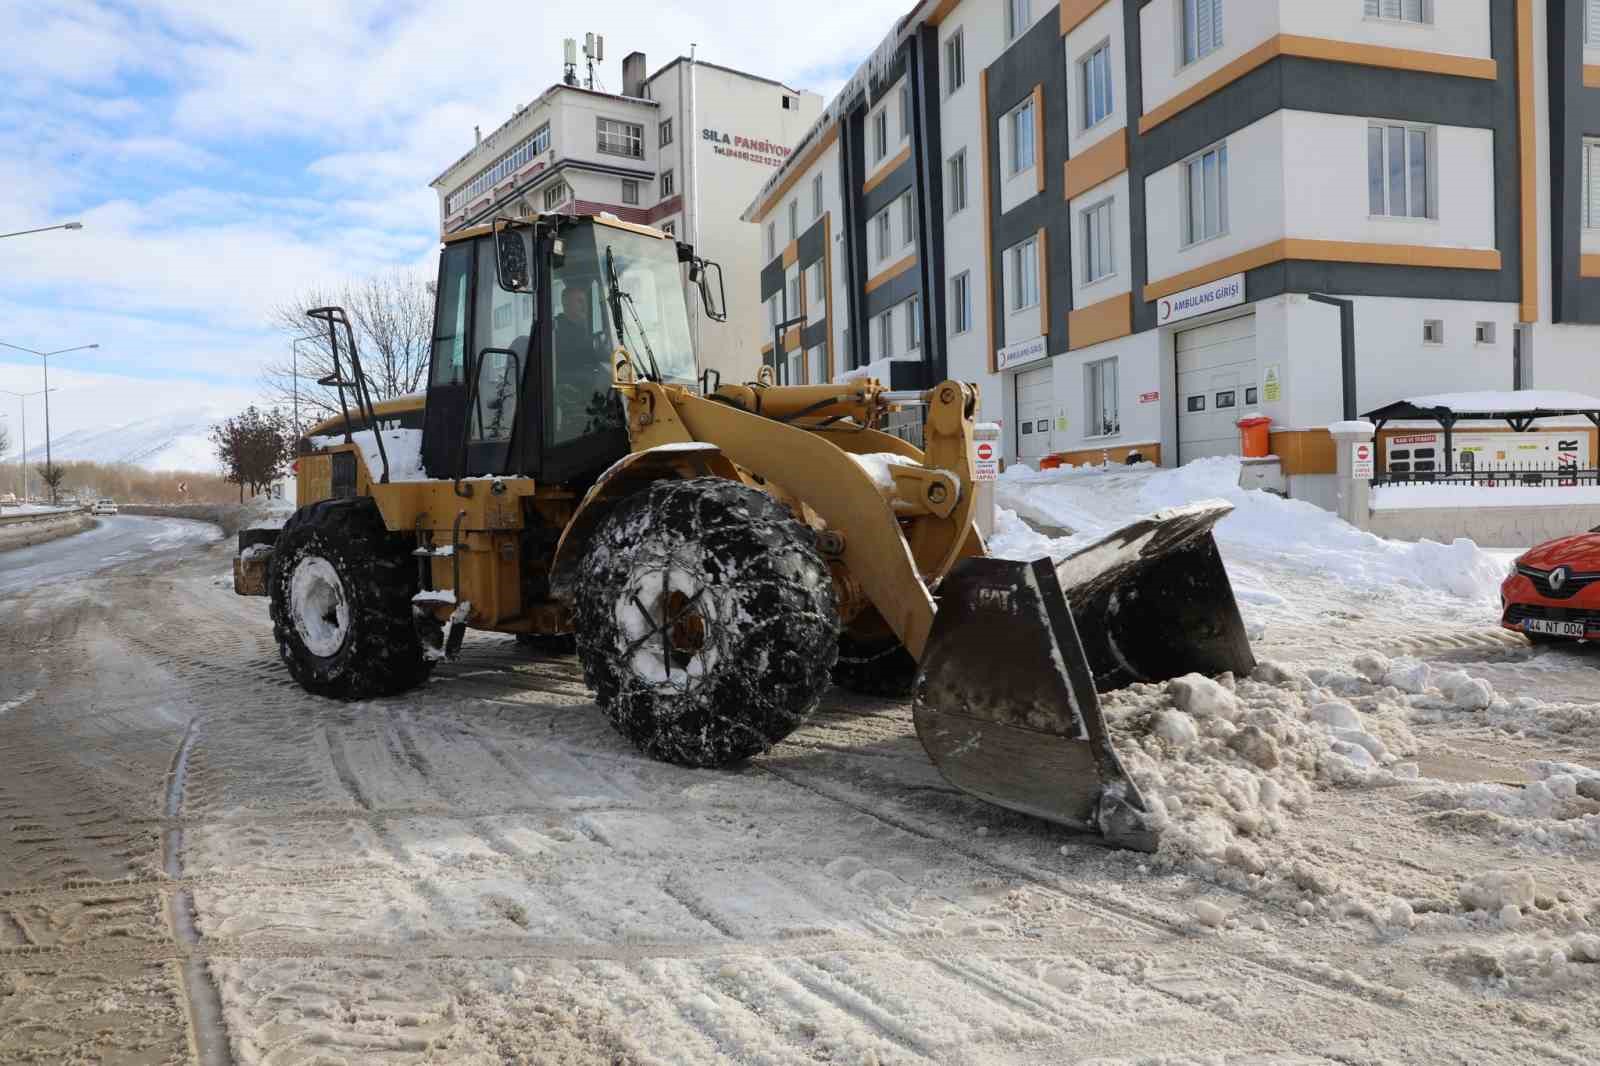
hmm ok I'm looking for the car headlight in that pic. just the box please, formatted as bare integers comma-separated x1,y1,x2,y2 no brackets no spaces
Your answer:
1508,556,1522,579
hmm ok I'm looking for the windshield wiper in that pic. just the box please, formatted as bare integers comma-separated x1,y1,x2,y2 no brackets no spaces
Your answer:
604,245,664,383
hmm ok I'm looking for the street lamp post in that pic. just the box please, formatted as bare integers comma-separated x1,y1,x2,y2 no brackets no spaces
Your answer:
0,341,99,503
0,221,84,240
0,389,50,501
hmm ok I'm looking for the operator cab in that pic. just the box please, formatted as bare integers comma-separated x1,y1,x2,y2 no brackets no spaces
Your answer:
422,213,724,486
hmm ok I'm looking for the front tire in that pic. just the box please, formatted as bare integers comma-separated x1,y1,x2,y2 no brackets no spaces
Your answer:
573,478,840,767
268,499,434,699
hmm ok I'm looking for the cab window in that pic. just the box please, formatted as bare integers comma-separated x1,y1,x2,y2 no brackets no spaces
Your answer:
470,239,534,443
548,231,620,446
430,241,472,387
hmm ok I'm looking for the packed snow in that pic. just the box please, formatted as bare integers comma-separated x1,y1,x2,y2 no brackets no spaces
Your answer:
309,427,427,482
1396,389,1600,414
992,455,1507,602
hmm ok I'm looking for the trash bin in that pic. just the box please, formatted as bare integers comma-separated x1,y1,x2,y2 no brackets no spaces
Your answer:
1236,415,1272,458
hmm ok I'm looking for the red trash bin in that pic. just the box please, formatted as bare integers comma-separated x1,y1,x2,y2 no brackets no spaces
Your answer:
1236,416,1272,458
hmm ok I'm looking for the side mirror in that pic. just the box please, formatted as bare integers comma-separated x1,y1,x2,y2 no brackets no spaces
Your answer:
494,219,532,294
696,258,727,323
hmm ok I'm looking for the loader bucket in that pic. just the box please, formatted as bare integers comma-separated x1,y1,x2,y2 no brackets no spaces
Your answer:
1054,501,1255,692
912,556,1159,851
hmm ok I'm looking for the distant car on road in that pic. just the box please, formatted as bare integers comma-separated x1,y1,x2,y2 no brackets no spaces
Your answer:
1502,530,1600,643
91,498,119,516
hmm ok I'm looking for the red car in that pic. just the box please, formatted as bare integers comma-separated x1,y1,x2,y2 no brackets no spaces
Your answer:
1501,530,1600,643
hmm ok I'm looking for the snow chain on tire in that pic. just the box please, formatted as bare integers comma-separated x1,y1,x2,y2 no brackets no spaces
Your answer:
573,477,840,767
268,498,434,700
832,634,920,698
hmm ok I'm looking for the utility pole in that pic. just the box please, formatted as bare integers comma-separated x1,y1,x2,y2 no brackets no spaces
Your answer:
0,341,99,503
0,388,51,501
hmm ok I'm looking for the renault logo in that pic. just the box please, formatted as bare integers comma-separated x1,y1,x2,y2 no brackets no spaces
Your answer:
1550,566,1570,592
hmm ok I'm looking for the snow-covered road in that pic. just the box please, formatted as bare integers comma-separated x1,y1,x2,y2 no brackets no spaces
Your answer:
0,513,220,598
2,499,1600,1062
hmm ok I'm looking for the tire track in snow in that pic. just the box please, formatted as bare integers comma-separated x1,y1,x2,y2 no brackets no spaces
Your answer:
162,717,234,1066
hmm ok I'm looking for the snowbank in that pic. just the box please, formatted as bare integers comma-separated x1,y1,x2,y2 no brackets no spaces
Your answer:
1373,483,1600,509
994,456,1505,602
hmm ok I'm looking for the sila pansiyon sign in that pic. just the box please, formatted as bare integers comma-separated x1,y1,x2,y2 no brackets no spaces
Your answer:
1157,273,1245,325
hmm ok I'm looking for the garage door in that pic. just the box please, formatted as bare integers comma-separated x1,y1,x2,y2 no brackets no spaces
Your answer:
1176,314,1257,464
1015,365,1054,460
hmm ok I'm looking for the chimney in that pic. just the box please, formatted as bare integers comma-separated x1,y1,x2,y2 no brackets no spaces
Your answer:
623,51,647,98
474,125,481,145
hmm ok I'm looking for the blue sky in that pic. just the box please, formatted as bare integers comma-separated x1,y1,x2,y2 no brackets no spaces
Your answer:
0,0,903,444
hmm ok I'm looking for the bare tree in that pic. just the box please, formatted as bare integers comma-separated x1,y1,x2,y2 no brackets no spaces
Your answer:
36,463,65,502
262,271,435,430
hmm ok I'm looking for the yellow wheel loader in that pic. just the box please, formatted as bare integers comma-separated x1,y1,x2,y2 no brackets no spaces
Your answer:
235,213,1256,850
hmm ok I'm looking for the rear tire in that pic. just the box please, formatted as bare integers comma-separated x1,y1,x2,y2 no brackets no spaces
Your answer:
268,499,434,699
573,477,839,767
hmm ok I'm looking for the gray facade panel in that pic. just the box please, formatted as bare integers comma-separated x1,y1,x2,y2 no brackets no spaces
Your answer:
985,14,1072,353
863,268,920,320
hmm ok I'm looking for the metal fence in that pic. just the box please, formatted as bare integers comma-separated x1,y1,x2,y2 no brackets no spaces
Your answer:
1372,462,1600,488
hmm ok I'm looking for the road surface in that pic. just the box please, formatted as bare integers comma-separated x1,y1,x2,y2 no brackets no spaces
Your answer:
1,532,1598,1063
0,514,219,598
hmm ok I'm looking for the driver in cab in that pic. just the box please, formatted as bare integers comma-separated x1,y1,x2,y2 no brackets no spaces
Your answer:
552,281,619,434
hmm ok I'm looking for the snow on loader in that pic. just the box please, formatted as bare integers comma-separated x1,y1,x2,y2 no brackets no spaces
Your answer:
234,213,1254,851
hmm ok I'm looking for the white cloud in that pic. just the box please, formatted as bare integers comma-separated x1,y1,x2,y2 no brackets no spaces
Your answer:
3,0,911,421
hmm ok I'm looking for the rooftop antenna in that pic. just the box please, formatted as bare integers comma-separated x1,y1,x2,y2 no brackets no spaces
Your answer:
563,38,579,86
583,32,604,90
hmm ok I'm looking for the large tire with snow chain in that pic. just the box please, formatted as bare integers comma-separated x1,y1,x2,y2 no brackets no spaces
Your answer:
268,498,434,700
832,634,920,698
573,477,840,767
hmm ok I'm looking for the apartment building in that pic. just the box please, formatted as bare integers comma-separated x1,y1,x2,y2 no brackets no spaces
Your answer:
745,0,1600,506
431,51,821,380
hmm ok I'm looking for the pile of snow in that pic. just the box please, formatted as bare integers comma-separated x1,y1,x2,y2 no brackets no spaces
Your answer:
13,406,225,472
1101,662,1419,905
994,456,1506,602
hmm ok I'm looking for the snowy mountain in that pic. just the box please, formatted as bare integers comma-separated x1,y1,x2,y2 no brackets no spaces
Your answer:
6,407,226,473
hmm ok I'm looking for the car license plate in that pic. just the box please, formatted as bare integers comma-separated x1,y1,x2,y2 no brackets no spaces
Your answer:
1525,619,1585,638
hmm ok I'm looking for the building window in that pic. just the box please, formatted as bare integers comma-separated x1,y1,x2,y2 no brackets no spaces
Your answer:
1582,138,1600,227
662,221,675,236
810,261,824,303
782,94,795,110
1476,321,1496,344
1182,0,1224,66
621,179,639,205
1182,143,1228,245
1008,98,1036,175
900,192,916,248
787,274,801,316
1589,0,1600,44
766,221,776,260
1423,319,1444,344
873,109,889,163
1006,0,1031,42
543,181,570,210
660,169,675,199
1364,0,1432,24
659,118,673,147
812,173,824,218
596,118,644,158
1081,41,1115,130
788,199,799,241
945,29,966,95
906,295,922,351
1368,124,1431,219
951,271,972,334
878,310,895,358
1245,386,1258,404
1082,198,1115,283
808,344,824,384
1187,395,1206,412
900,83,912,141
876,210,892,260
445,123,550,214
1009,237,1039,311
1086,357,1120,437
948,149,968,215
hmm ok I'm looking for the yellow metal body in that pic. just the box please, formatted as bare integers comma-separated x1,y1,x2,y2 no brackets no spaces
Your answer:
289,368,982,658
